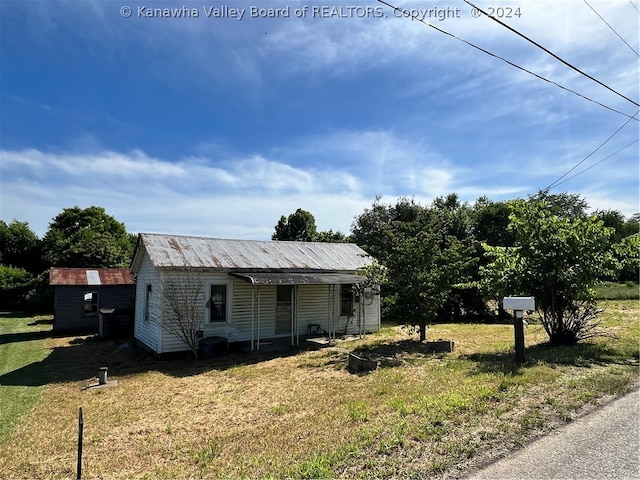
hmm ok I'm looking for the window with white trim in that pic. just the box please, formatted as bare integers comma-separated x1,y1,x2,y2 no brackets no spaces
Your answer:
340,284,354,317
207,284,227,323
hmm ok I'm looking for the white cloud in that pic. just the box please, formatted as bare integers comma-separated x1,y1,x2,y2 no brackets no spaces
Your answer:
0,128,466,237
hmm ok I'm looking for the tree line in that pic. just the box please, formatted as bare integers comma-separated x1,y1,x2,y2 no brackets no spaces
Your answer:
0,206,135,312
275,192,638,345
1,193,638,346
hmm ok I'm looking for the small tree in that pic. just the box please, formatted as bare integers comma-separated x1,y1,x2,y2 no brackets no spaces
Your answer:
153,273,205,359
390,228,474,341
351,260,388,337
483,192,620,346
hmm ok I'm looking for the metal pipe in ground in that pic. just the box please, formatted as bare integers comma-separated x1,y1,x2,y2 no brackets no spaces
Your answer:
77,407,83,480
98,367,108,385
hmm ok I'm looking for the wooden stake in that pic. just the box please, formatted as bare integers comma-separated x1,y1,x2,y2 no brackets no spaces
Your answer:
77,407,83,480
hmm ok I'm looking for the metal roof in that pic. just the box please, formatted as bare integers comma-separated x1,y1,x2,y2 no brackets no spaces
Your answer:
49,268,135,286
134,233,373,272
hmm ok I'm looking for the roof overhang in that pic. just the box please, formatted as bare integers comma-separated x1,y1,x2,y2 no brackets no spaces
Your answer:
229,271,366,286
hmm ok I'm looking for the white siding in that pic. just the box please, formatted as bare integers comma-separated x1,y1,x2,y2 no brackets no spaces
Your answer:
134,263,382,355
158,273,229,354
296,285,380,336
255,286,277,340
133,252,162,353
229,280,254,341
297,285,333,334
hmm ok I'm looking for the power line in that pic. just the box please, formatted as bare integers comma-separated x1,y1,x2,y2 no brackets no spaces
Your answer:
551,138,639,189
545,110,639,190
375,0,639,121
583,0,639,57
629,0,640,14
463,0,639,108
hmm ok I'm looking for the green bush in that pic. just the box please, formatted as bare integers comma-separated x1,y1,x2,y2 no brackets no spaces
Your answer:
0,265,33,310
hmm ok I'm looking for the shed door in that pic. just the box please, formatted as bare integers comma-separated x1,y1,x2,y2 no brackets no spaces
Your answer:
276,286,292,335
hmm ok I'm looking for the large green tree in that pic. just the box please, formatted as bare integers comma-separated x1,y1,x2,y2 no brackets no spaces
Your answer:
272,208,318,242
272,209,348,242
0,220,43,273
42,206,133,268
472,197,515,248
351,196,477,338
483,192,621,346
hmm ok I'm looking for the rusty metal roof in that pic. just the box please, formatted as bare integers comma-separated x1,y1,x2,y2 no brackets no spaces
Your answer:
134,233,373,272
49,268,135,286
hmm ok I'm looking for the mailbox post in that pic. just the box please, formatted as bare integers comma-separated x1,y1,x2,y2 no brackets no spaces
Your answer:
503,296,535,364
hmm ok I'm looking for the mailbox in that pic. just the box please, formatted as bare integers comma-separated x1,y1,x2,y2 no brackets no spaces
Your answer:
503,296,535,311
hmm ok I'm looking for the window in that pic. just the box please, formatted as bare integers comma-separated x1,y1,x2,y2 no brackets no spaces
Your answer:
83,292,98,314
340,284,354,317
144,284,152,322
207,284,227,322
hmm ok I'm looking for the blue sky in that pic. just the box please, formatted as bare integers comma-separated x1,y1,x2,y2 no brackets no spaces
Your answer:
1,0,638,240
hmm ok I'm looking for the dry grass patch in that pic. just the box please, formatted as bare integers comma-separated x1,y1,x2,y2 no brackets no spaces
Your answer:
0,300,638,479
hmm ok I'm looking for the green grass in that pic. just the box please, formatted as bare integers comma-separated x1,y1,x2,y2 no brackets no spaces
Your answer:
0,301,638,479
0,314,51,441
595,281,639,300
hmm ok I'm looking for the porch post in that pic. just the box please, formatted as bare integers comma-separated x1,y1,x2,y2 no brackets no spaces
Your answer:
327,285,332,341
292,285,298,346
251,286,255,351
360,291,365,339
257,286,261,351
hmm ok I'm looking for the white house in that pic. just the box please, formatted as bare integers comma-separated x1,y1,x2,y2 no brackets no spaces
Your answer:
131,233,381,355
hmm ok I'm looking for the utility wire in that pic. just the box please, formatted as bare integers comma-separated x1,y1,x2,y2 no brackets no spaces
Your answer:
551,138,639,189
629,0,640,14
375,0,638,121
583,0,639,57
545,110,639,190
463,0,640,107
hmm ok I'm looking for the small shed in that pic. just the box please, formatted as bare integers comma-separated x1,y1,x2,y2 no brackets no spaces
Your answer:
49,268,136,332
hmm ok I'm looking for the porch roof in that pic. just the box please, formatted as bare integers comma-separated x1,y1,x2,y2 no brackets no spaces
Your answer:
229,271,365,286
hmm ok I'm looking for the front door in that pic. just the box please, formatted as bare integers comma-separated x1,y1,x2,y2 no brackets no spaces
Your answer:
275,285,292,335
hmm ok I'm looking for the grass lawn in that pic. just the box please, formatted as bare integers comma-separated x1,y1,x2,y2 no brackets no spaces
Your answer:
0,300,638,479
0,313,52,440
595,281,639,300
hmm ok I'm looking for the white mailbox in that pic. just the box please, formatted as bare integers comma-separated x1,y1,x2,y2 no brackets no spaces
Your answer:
503,296,535,311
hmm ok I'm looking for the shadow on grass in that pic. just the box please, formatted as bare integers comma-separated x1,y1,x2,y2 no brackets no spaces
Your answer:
0,334,330,387
461,341,639,376
28,317,54,327
353,339,452,358
0,330,66,346
6,329,635,388
0,312,36,319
